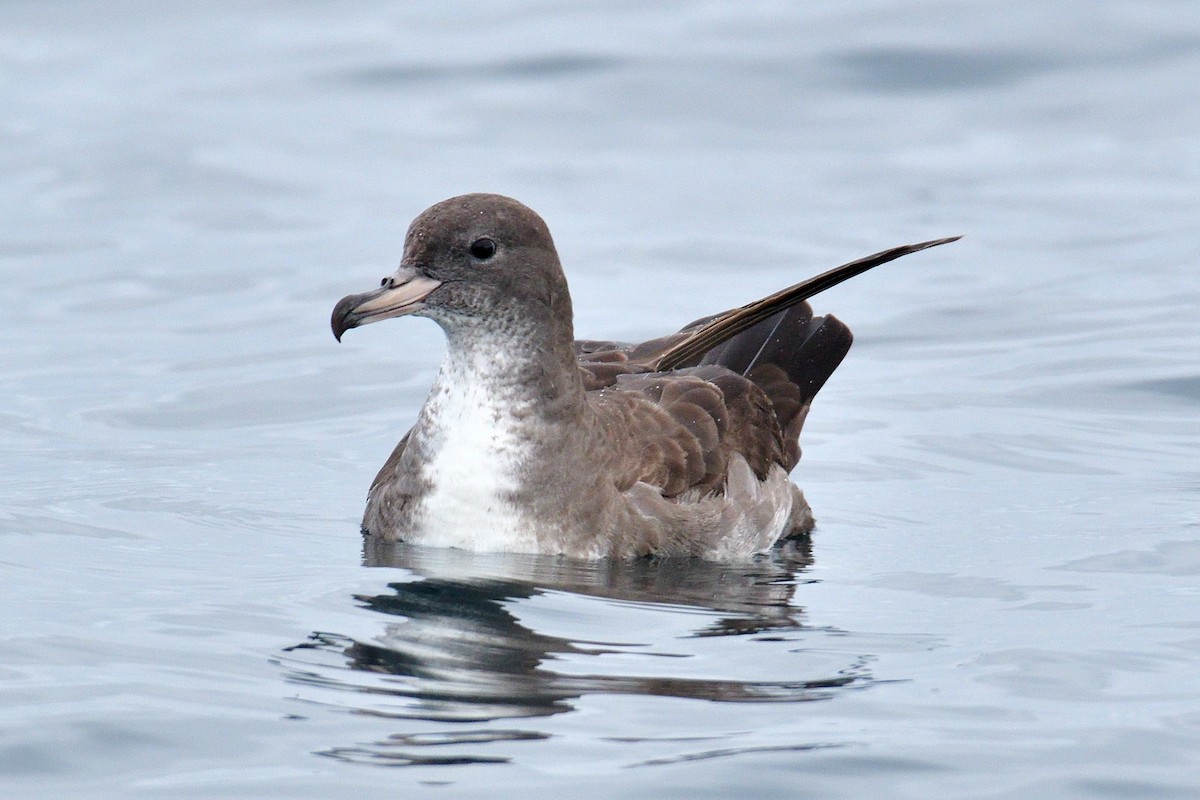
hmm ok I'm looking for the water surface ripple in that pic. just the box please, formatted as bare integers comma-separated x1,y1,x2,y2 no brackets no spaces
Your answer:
2,1,1199,798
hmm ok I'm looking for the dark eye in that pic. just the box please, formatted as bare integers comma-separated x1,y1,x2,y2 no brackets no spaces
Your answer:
469,237,497,260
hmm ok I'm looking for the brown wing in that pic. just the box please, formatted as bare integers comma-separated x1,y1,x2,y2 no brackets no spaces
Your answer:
574,333,690,391
576,302,852,485
574,236,959,488
587,365,783,499
369,429,410,494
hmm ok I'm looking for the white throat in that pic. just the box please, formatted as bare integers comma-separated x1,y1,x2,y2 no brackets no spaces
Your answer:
406,340,540,552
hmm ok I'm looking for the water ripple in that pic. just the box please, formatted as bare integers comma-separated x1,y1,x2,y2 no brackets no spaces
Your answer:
277,545,878,765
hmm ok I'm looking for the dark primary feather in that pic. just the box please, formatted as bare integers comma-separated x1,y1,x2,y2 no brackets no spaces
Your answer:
648,236,960,370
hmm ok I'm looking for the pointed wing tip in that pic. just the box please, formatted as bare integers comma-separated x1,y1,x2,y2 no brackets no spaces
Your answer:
648,234,963,372
916,234,963,249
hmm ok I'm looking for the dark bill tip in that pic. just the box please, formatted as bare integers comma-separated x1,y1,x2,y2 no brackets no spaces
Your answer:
331,292,365,342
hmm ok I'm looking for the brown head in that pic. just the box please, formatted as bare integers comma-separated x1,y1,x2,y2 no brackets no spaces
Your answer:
331,193,573,341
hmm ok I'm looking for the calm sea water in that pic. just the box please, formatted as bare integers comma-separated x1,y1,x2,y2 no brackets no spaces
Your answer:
3,2,1198,798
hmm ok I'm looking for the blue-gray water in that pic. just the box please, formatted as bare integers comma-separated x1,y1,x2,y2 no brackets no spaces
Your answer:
3,2,1199,798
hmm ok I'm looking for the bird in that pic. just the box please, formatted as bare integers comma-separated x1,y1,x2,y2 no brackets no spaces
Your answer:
332,193,957,560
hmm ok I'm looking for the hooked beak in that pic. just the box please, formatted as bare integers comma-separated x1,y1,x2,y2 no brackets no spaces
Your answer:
331,267,442,341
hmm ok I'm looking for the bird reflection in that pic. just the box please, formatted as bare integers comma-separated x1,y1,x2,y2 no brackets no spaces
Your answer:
281,539,869,766
364,536,814,636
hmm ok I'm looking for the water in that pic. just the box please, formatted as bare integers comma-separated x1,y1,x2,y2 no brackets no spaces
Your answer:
3,1,1199,797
